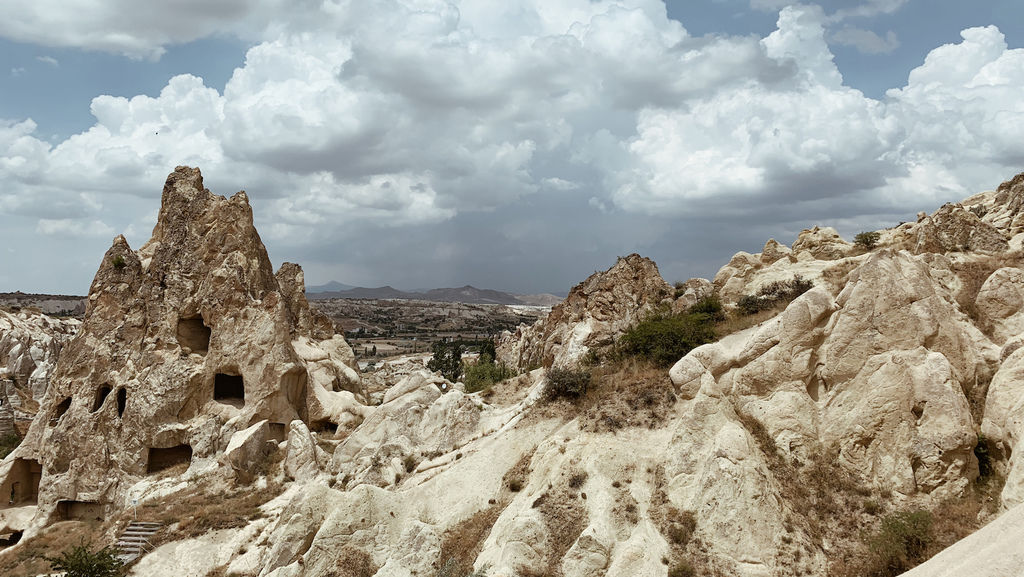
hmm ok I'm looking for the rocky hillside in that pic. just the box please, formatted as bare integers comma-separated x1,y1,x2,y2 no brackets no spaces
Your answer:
0,310,79,435
0,167,1022,577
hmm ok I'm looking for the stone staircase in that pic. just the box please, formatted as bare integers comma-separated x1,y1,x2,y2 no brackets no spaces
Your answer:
115,521,161,563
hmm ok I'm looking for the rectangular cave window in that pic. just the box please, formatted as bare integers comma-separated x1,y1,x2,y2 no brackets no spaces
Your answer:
2,458,41,504
214,373,245,407
310,420,338,435
49,397,72,426
91,385,112,413
146,444,193,474
176,316,211,354
56,500,103,521
116,388,127,418
268,422,287,442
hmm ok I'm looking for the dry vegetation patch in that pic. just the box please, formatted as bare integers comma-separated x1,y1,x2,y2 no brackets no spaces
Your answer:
0,520,109,577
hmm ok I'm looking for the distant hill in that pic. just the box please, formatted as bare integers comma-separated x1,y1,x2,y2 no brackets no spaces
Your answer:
306,283,562,306
305,280,355,293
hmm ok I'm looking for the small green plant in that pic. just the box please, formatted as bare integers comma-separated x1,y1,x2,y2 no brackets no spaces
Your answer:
111,254,126,270
864,499,881,515
45,543,124,577
864,509,934,576
567,470,588,489
507,478,523,492
855,231,881,249
544,366,592,399
463,353,515,393
736,276,813,316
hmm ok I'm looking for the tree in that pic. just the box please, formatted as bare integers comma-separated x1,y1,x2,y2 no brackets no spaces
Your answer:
855,231,881,249
46,543,124,577
428,340,464,382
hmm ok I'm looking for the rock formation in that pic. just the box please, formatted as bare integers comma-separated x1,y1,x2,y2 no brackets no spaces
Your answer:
3,169,1024,577
0,310,79,435
0,167,364,538
496,254,673,370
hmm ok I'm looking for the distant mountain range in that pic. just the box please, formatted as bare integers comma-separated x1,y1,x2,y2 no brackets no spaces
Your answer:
306,283,563,306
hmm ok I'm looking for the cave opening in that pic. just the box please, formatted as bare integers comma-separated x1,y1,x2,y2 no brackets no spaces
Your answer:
214,373,245,408
91,385,112,413
146,444,193,474
116,388,127,418
50,397,72,425
176,316,211,354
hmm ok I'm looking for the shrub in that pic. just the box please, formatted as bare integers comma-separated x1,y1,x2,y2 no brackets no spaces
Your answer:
45,543,124,577
736,276,813,316
865,510,934,576
616,309,716,367
855,231,881,249
545,367,592,399
688,295,725,322
111,255,126,270
463,354,515,393
567,470,588,489
667,509,697,546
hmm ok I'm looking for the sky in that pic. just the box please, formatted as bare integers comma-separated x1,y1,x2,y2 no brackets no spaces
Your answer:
1,1,1023,296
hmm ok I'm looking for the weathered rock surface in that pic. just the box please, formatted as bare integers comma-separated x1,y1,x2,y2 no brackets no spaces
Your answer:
0,310,79,435
6,169,1024,577
901,503,1024,577
0,166,363,536
497,254,672,370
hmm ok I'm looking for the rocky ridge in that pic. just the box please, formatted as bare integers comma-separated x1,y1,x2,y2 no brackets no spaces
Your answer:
1,169,1024,577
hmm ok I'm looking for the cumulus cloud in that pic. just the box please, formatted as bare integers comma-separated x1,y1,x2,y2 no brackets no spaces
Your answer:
1,0,1024,292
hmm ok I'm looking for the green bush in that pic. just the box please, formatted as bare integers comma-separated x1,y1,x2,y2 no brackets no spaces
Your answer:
688,295,725,321
855,231,881,249
736,276,813,316
463,354,515,393
111,254,126,270
616,309,716,367
545,367,592,399
865,510,934,576
45,543,124,577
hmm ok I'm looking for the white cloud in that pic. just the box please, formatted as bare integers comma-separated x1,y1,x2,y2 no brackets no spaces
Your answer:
830,27,900,54
36,218,115,238
2,1,1024,292
36,55,59,66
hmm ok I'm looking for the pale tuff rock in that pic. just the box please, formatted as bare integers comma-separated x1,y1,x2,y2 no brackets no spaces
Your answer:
0,310,79,434
791,226,852,260
496,254,672,370
670,277,714,313
899,203,1009,255
975,267,1024,345
676,250,993,497
760,238,793,265
982,343,1024,507
0,166,362,536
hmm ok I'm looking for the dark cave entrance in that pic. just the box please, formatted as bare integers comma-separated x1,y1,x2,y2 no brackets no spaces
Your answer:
176,315,211,354
214,373,245,408
146,444,193,474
